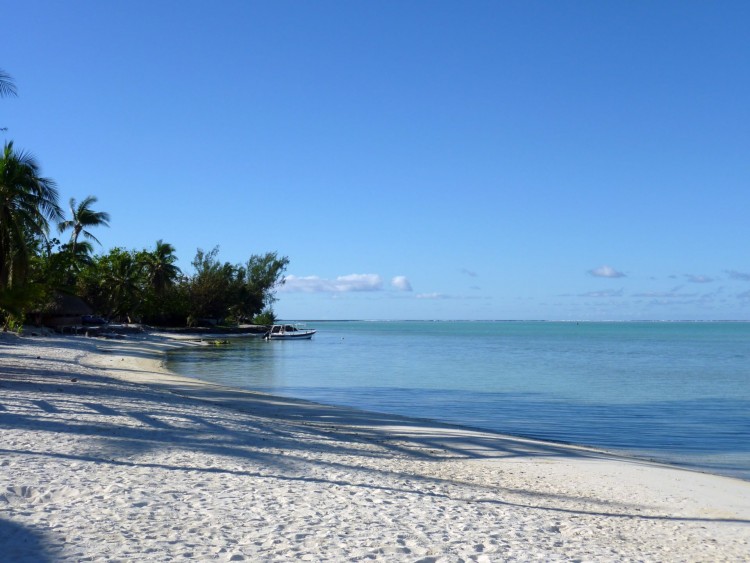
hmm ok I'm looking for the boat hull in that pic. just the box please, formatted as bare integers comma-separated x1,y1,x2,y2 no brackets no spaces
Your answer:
266,330,315,340
265,329,316,340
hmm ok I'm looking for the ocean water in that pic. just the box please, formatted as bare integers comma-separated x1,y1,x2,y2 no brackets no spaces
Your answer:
166,321,750,480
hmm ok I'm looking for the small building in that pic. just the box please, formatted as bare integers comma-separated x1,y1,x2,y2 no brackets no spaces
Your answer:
32,292,94,330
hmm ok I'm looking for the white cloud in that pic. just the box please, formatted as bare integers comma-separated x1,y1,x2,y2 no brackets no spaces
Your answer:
280,276,328,293
588,265,626,279
391,276,412,291
335,274,384,291
282,274,383,293
416,292,450,300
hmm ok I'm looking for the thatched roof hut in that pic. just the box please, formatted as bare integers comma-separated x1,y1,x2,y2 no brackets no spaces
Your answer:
34,292,94,328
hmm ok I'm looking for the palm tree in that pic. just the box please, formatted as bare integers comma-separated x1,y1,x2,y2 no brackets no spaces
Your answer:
62,240,95,270
0,141,63,290
100,249,142,321
143,240,181,295
58,195,110,255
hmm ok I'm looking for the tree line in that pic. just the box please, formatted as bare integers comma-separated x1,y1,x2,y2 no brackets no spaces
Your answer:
0,69,288,330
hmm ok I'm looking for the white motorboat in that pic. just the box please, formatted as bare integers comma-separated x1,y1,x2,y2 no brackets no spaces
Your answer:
264,324,316,340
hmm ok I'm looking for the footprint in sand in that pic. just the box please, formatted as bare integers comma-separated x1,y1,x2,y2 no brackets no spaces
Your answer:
1,485,80,505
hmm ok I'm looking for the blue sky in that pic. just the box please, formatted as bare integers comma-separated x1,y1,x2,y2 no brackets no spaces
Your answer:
4,1,749,320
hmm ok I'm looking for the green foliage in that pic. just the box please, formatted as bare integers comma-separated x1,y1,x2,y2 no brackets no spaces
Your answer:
0,283,45,330
251,310,276,326
1,311,23,333
71,241,187,324
0,141,289,328
184,247,289,326
77,247,143,321
136,240,184,325
58,195,111,253
0,141,63,291
244,251,290,313
187,246,238,323
141,239,180,295
1,77,290,328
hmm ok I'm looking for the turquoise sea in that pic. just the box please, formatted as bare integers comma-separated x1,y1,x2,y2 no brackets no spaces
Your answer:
166,321,750,480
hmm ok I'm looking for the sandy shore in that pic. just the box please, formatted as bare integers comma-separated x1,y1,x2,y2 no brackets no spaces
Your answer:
1,333,748,562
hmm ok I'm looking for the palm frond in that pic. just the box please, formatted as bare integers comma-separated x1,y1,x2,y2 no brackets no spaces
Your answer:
0,141,63,288
0,70,18,98
81,230,102,245
59,194,110,248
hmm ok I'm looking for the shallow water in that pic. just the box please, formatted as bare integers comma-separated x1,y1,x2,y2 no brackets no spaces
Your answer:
166,321,750,479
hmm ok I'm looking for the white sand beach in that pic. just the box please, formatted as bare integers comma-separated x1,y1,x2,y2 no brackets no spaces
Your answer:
1,332,749,562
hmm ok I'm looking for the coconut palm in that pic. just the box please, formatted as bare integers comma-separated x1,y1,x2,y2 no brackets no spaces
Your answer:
0,141,63,290
58,195,110,255
62,240,95,270
99,249,142,321
142,240,181,295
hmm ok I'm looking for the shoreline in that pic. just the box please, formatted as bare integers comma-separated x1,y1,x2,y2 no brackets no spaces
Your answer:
150,335,720,478
162,321,750,481
90,331,720,478
1,332,749,561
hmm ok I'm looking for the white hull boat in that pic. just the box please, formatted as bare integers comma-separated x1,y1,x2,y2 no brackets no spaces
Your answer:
264,324,316,340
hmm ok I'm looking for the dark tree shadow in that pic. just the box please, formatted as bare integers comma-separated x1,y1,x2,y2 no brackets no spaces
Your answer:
0,518,54,563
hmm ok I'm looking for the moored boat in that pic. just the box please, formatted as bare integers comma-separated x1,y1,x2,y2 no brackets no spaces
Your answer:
264,324,316,340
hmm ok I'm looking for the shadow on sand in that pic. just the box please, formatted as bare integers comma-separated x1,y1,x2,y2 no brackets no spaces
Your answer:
1,340,748,533
0,518,54,563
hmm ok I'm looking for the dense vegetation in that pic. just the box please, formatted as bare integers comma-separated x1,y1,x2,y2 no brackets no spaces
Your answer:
0,69,288,330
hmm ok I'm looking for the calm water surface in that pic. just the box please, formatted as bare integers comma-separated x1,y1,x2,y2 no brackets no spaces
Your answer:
166,321,750,479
